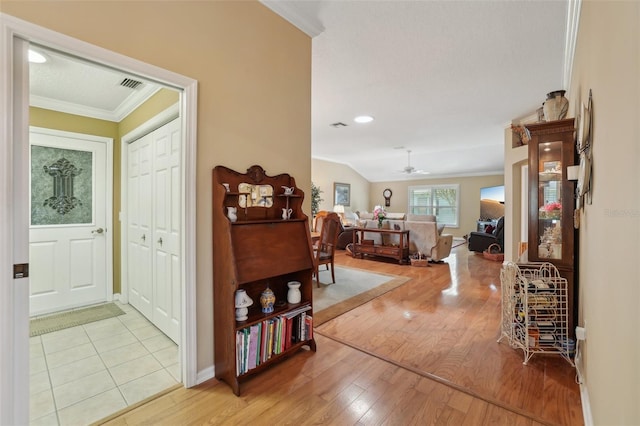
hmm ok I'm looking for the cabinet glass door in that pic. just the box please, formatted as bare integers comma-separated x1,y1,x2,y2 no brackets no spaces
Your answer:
537,141,563,259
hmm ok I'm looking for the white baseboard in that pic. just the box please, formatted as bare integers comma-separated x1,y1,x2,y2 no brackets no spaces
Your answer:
196,366,215,385
580,381,593,426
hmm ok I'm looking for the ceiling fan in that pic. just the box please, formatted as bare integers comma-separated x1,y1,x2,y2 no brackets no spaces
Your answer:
397,150,429,175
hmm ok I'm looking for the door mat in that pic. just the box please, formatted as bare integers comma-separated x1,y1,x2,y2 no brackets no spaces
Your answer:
30,302,125,337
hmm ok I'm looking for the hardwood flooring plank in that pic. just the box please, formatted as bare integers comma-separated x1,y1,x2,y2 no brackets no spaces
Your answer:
101,246,581,426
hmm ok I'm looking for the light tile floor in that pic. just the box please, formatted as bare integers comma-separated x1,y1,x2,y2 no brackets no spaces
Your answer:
29,302,180,426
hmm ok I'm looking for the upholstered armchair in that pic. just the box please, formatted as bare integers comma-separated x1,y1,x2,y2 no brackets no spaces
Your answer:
403,214,453,262
468,216,504,253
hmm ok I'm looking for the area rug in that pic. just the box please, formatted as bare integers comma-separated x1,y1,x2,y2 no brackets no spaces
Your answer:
30,302,125,337
313,266,410,326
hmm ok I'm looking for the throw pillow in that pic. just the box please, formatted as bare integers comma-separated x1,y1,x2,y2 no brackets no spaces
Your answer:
484,224,495,234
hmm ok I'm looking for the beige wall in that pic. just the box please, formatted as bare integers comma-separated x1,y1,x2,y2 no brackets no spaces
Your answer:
3,1,311,374
369,175,504,238
569,1,640,423
312,158,370,214
312,159,504,238
503,130,528,262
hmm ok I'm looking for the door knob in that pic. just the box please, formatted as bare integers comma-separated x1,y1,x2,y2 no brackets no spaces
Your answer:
141,234,146,242
92,228,104,234
157,237,163,246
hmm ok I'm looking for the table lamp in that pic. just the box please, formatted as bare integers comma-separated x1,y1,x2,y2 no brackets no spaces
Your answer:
234,289,253,321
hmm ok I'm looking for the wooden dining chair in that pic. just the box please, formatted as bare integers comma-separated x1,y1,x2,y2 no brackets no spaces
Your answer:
312,210,329,233
313,212,341,287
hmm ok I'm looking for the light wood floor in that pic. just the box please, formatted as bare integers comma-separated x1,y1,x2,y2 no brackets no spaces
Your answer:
101,245,583,426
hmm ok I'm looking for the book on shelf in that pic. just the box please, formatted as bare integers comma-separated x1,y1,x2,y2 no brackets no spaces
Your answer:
235,308,314,376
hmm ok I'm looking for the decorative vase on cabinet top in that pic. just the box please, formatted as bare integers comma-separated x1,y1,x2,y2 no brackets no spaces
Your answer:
543,90,569,121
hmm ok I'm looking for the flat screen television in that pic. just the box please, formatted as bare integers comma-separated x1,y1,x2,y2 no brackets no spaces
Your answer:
480,185,505,203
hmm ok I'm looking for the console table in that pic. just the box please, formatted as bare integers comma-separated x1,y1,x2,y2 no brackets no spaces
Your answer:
351,227,410,264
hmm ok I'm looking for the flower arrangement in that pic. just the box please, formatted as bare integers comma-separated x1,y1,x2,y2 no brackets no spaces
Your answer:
542,201,562,212
373,205,386,228
539,202,562,219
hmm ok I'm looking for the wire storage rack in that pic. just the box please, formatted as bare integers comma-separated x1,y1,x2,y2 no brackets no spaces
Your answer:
498,261,575,366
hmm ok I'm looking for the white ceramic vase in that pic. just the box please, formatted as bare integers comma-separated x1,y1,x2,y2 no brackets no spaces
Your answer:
287,281,302,304
227,206,237,222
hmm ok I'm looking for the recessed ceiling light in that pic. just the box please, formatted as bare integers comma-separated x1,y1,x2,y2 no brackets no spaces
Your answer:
28,49,47,63
354,115,374,124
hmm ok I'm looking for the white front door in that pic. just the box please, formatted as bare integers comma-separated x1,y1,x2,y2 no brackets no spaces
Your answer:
29,127,112,316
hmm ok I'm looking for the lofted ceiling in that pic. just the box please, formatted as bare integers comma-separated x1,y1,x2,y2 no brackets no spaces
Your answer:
264,0,571,182
29,1,571,182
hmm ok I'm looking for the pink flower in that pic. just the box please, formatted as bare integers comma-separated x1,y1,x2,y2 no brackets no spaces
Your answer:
543,202,562,212
373,205,386,221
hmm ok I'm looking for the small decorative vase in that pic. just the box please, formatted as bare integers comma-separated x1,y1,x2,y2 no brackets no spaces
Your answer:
377,218,383,229
227,206,237,223
282,208,292,220
287,281,301,304
260,286,275,313
543,90,569,121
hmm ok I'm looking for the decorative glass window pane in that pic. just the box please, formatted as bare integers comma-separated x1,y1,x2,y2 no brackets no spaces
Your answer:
31,145,93,225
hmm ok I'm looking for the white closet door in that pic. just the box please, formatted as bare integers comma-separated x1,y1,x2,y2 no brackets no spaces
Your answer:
151,118,181,343
127,134,153,319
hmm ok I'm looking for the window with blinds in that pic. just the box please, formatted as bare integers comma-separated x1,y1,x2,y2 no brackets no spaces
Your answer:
408,184,460,227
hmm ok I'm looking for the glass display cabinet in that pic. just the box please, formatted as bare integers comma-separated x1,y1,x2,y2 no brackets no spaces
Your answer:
525,118,578,335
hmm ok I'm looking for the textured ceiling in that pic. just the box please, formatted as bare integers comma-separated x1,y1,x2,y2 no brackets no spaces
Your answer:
29,2,569,182
264,0,569,182
29,46,160,122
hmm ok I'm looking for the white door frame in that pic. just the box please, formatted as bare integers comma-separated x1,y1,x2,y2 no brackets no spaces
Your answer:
0,13,198,425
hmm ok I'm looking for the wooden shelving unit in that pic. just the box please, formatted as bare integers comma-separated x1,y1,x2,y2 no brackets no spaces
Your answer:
212,165,316,396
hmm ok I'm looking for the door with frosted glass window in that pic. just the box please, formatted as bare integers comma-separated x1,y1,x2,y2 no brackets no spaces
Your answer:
29,128,111,316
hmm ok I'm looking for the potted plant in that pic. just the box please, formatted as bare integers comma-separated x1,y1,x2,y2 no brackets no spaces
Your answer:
311,182,323,216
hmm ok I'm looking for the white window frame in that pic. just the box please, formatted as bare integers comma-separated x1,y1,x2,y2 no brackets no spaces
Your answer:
407,184,460,227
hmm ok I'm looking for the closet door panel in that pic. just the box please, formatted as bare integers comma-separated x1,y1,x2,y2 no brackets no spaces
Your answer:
127,135,153,319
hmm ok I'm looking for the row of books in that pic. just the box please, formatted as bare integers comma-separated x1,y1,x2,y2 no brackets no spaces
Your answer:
236,304,313,376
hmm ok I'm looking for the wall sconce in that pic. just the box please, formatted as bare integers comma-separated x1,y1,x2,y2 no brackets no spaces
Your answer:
567,165,580,181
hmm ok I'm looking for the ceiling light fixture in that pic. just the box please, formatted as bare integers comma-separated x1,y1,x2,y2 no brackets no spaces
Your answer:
28,49,47,63
354,115,374,124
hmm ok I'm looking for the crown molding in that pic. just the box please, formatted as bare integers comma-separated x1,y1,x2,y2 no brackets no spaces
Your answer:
563,0,582,91
260,0,324,37
30,84,160,122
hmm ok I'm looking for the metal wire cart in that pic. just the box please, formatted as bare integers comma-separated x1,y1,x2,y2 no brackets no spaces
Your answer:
498,262,575,366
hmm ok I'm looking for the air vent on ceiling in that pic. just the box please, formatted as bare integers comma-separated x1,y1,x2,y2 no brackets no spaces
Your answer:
120,77,144,90
330,122,348,128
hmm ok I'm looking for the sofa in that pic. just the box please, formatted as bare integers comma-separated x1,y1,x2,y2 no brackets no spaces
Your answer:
468,216,504,253
356,213,453,262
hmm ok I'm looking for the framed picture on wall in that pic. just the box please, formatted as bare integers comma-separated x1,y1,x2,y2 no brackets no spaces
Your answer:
334,182,350,206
